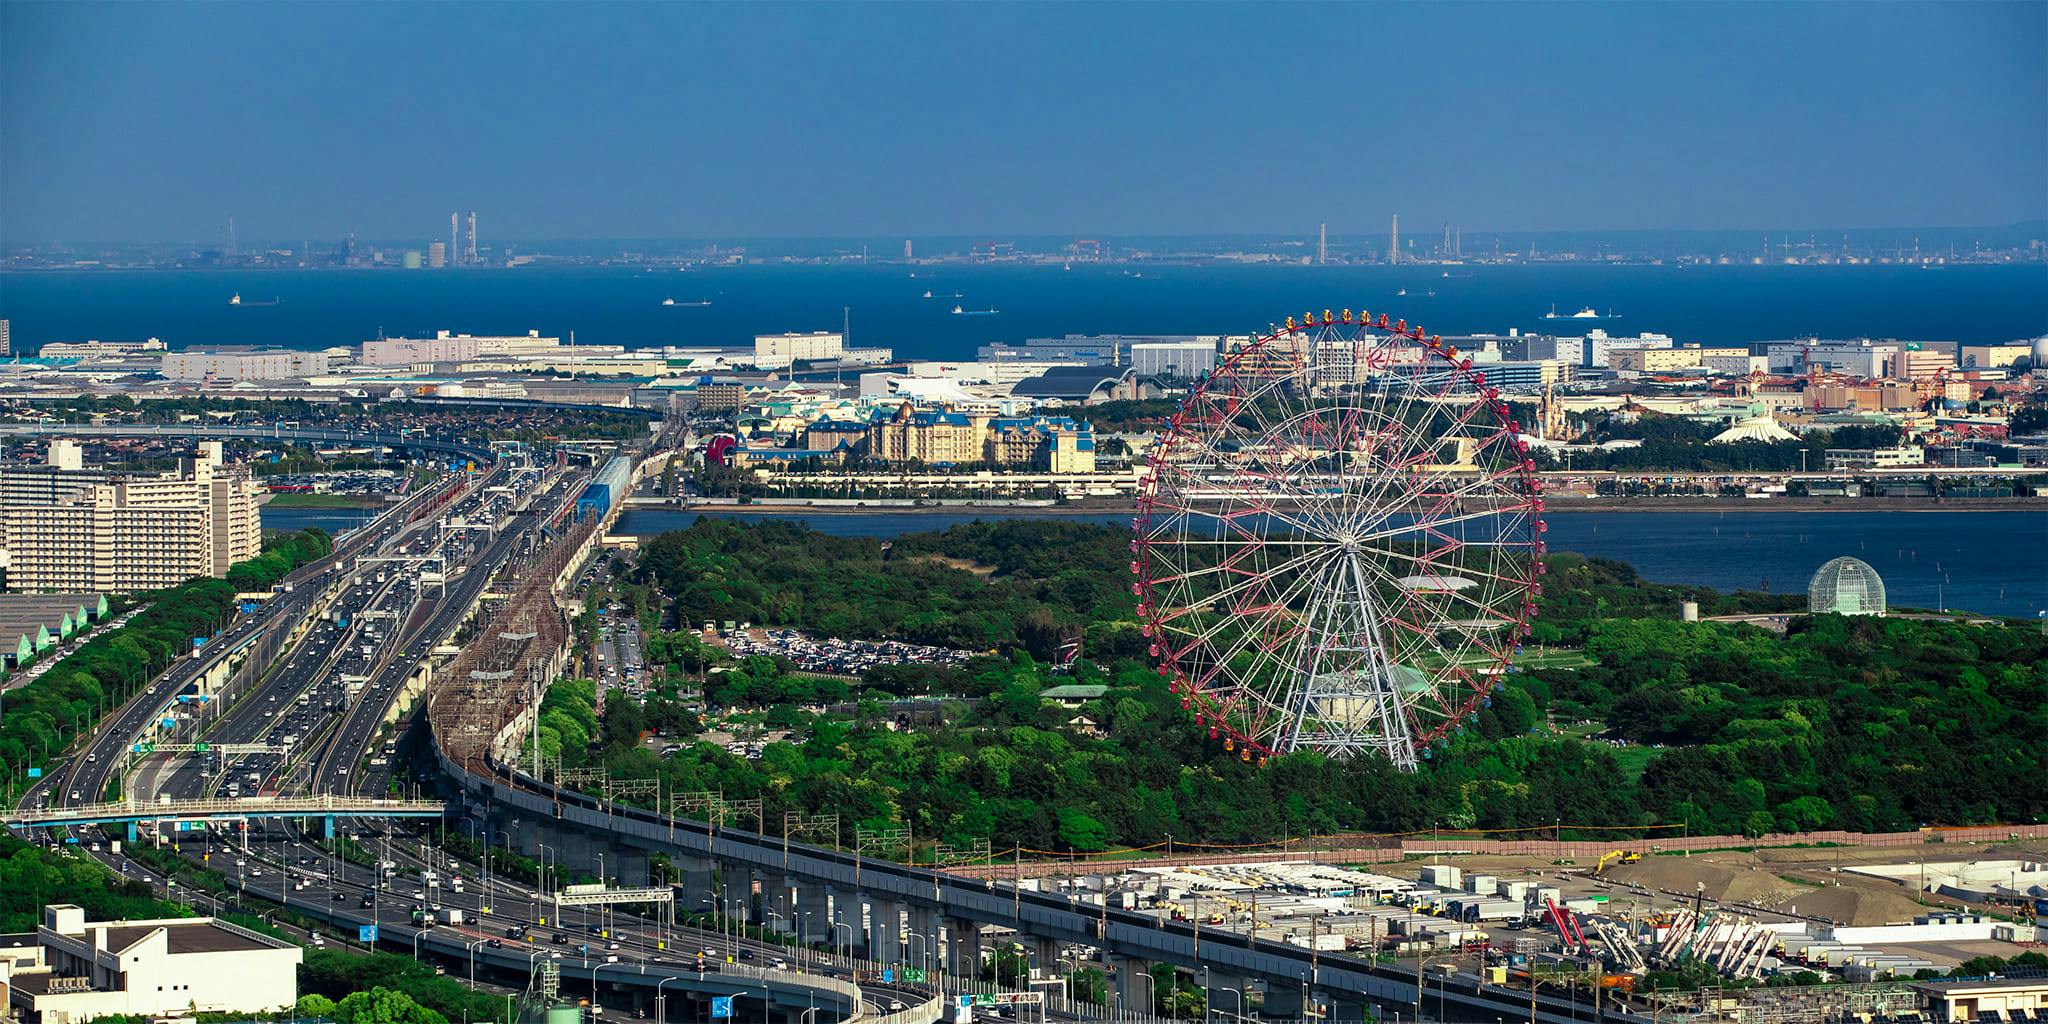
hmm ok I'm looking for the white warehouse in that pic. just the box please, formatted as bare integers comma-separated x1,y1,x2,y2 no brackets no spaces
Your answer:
1,905,302,1021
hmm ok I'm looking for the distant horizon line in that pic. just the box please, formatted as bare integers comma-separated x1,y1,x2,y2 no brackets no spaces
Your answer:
7,219,2047,250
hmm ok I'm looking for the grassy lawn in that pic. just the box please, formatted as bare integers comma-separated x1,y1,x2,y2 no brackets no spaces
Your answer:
1610,743,1658,783
1548,717,1662,782
262,492,389,508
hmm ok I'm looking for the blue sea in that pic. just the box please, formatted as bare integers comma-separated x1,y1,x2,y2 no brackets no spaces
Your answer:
602,507,2048,620
5,262,2045,354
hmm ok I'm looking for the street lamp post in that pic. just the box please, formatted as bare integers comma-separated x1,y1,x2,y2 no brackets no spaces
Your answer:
467,939,488,1011
1121,968,1157,1019
655,976,684,1024
830,920,854,966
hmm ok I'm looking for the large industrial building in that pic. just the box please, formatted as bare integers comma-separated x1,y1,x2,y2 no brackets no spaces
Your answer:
0,440,263,593
160,346,332,382
0,904,301,1020
753,331,844,365
358,330,569,366
978,334,1209,366
1129,338,1223,378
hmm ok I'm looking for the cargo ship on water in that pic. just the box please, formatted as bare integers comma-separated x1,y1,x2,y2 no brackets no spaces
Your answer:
1542,304,1619,320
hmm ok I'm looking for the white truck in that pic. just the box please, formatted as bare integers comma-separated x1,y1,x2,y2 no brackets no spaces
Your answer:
437,908,465,926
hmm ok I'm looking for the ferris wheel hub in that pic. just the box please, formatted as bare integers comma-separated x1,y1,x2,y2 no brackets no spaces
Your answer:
1133,313,1543,770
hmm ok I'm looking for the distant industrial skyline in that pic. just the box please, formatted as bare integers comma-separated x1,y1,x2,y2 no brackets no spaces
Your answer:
3,3,2042,243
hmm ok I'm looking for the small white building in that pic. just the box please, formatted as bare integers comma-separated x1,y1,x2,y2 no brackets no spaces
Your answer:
0,904,302,1021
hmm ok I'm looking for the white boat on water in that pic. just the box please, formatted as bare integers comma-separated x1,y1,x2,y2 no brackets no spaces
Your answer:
951,305,999,316
1542,304,1618,320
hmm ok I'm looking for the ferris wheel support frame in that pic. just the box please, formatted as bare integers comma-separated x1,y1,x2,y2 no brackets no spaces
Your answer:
1132,308,1547,770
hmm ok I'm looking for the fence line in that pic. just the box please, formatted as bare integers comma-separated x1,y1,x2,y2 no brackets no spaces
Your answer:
946,825,2048,880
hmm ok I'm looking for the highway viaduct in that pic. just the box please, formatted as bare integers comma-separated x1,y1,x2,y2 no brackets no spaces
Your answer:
0,421,498,463
442,752,1647,1024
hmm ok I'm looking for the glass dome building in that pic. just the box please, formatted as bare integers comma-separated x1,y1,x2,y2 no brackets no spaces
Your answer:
1809,556,1886,616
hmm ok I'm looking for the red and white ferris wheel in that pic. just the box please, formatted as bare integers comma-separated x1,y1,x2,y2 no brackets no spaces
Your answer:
1132,310,1547,770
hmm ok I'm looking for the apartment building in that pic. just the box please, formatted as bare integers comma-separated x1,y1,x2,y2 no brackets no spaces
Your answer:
0,440,263,593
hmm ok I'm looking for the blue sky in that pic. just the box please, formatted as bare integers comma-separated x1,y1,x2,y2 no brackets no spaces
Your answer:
2,1,2043,242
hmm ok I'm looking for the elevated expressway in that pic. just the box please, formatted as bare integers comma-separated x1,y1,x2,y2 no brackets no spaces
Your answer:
0,421,497,463
10,438,918,1022
416,459,1647,1024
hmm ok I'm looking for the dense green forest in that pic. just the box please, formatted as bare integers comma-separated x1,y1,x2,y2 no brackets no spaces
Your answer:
579,519,2047,855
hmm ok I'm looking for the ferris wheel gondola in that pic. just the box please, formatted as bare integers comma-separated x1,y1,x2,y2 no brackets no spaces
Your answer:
1132,310,1545,770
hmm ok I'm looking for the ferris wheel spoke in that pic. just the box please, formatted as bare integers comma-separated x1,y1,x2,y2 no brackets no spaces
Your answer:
1138,315,1539,769
1162,548,1338,663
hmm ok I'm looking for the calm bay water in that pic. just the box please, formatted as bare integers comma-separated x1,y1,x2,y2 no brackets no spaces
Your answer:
613,507,2048,619
259,506,379,535
260,502,2046,615
7,263,2046,354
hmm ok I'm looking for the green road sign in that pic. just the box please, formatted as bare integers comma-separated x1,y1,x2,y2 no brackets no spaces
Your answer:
902,968,928,982
195,743,209,752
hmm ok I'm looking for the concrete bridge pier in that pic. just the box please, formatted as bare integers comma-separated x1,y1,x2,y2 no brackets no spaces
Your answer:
868,899,903,964
673,857,716,906
1113,957,1156,1015
1200,971,1250,1021
828,889,862,956
1257,979,1305,1022
1028,937,1059,980
945,917,981,982
796,883,832,943
613,849,650,887
1319,993,1368,1024
906,904,940,975
765,878,797,934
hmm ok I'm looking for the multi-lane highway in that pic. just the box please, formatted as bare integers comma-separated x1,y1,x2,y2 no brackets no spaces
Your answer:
17,471,465,815
7,443,956,1022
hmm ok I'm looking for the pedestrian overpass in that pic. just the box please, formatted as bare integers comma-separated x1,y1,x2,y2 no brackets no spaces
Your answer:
5,795,447,833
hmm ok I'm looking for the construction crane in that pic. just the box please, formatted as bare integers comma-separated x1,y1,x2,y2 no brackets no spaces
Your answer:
1546,897,1590,956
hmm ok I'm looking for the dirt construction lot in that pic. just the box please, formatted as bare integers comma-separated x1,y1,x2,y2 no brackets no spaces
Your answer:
1372,841,2048,927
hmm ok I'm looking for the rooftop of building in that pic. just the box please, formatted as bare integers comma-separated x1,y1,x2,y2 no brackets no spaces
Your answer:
95,921,282,955
1911,976,2048,995
1009,364,1141,400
